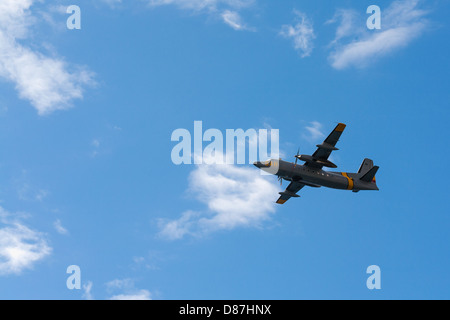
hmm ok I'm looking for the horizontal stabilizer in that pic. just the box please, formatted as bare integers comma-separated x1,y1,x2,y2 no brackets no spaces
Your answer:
278,191,300,198
360,166,379,182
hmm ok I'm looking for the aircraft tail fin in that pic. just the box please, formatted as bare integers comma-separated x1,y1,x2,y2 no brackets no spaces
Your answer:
357,158,374,175
356,158,379,189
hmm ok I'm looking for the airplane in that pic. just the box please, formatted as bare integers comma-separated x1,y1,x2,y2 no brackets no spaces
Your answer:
253,123,379,204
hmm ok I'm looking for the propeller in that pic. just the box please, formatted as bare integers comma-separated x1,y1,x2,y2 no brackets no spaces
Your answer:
294,147,300,165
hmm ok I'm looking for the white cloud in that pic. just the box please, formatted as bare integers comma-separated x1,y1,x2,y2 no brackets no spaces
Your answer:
221,10,247,31
34,189,49,202
280,10,316,58
106,278,152,300
0,206,52,276
158,160,279,240
303,121,325,142
148,0,254,11
53,219,69,235
328,0,430,69
159,210,198,240
326,9,361,45
0,0,34,39
82,281,94,300
14,170,49,202
0,0,94,115
147,0,255,30
110,290,152,300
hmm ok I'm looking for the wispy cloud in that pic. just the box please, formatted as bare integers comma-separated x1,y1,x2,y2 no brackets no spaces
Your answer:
80,278,152,300
147,0,256,30
82,281,94,300
280,10,316,58
14,170,49,202
303,121,325,142
221,10,251,31
90,139,101,157
106,278,152,300
53,219,69,235
158,159,279,240
326,9,361,45
328,0,430,69
0,206,52,276
0,0,94,115
109,290,152,300
148,0,255,11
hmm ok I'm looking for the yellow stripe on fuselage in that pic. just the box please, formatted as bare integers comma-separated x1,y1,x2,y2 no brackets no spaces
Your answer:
341,172,354,190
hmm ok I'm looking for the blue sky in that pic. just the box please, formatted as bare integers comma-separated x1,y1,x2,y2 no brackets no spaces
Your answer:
0,0,449,299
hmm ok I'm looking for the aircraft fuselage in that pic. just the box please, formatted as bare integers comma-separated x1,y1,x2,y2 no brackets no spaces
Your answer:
263,159,378,192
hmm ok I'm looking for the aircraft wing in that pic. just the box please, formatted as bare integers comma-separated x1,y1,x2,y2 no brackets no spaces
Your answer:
305,123,346,169
276,181,305,204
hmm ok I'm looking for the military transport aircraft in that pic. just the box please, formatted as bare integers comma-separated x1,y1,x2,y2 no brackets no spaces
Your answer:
254,123,379,204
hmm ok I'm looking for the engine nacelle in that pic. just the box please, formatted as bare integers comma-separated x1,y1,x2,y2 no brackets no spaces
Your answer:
295,155,338,168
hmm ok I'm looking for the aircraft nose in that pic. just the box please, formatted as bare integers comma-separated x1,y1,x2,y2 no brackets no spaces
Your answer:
253,161,262,168
254,161,270,168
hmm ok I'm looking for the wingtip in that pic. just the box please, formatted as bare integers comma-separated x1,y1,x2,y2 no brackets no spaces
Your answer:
335,123,346,132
